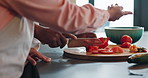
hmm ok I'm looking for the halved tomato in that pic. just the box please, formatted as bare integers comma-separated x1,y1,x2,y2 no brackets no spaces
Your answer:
111,46,123,53
86,46,99,52
91,50,99,54
98,48,114,54
98,37,110,48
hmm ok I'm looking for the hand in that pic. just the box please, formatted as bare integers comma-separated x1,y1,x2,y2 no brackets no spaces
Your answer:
34,25,77,48
108,4,132,21
75,32,97,38
26,48,51,65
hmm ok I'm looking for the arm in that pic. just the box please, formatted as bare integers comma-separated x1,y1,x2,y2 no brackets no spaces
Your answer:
0,0,109,34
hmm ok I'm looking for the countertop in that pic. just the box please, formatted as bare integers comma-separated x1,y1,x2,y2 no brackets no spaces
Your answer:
37,31,148,78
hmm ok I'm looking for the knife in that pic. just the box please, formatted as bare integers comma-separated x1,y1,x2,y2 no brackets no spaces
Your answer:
68,38,103,47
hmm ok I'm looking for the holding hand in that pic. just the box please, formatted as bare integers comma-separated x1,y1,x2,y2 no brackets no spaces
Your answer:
108,4,132,21
75,32,97,38
34,25,77,48
26,48,51,65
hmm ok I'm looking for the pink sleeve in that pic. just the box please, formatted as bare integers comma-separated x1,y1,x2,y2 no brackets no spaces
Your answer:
0,0,109,34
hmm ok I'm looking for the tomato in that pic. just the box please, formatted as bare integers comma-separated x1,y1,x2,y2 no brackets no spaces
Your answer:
98,48,114,54
120,35,132,44
111,46,123,53
121,42,131,48
91,50,99,54
98,37,110,48
143,49,147,52
86,46,99,52
87,46,115,54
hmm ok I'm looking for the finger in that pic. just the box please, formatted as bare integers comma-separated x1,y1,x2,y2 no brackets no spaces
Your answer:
115,3,118,6
62,33,77,40
111,4,113,7
122,11,133,15
120,6,123,10
87,33,97,38
60,34,68,48
108,6,111,10
32,56,40,61
27,56,37,66
75,32,97,38
56,37,62,47
55,33,63,47
83,39,102,46
34,50,51,62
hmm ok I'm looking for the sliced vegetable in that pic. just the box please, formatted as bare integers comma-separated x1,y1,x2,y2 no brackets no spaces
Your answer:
111,46,123,53
138,47,147,52
86,46,99,52
129,45,138,52
98,48,114,54
121,42,131,48
129,45,147,52
98,37,110,48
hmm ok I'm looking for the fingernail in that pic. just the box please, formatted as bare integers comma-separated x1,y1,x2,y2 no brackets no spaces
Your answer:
46,57,51,62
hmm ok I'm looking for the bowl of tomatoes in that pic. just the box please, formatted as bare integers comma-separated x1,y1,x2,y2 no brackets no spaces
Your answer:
104,26,144,44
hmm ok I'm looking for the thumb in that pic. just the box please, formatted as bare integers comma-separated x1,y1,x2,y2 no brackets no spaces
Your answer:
62,33,77,40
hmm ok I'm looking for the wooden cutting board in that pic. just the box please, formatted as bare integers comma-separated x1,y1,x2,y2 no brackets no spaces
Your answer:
63,45,145,61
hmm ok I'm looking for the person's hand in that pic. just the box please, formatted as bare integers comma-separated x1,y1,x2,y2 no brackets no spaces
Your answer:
75,32,97,38
107,4,132,21
26,48,51,65
34,25,77,48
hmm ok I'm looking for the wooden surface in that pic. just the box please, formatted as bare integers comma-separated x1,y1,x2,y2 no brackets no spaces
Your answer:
64,45,145,61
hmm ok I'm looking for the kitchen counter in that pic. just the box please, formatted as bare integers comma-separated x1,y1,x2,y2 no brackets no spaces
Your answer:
37,31,148,78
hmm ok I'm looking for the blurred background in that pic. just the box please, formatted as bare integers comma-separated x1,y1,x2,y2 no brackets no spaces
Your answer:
70,0,148,31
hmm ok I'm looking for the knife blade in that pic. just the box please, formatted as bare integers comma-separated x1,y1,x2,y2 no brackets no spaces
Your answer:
68,38,103,47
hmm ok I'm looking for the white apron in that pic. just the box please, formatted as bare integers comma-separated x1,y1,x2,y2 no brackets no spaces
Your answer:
0,7,34,78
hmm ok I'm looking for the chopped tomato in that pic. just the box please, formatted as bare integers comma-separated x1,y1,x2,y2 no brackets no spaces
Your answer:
98,37,105,42
121,42,131,48
91,50,99,54
143,49,147,52
98,37,110,48
111,46,123,53
86,46,99,52
86,46,114,54
98,48,114,54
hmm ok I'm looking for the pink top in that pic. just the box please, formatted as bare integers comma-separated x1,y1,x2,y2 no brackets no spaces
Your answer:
0,0,109,77
0,6,14,29
0,0,109,34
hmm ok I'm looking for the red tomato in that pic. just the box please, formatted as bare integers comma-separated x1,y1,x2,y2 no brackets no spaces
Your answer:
98,37,110,48
121,42,131,48
86,46,99,52
98,48,114,54
111,46,123,53
143,49,147,52
91,50,99,54
120,35,132,44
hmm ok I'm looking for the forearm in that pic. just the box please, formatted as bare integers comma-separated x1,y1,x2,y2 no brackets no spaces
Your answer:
0,0,109,33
